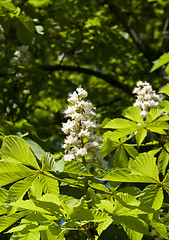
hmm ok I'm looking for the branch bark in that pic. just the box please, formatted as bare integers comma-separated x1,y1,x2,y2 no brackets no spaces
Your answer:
39,64,133,95
104,0,158,62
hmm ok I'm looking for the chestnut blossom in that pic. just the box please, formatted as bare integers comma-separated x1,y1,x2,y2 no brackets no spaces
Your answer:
133,81,163,118
62,86,107,169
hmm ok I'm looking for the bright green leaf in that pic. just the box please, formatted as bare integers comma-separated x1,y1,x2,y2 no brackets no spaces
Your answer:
1,135,40,169
122,106,144,125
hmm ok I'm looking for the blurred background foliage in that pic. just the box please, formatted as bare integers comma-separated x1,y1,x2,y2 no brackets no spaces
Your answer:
0,0,169,238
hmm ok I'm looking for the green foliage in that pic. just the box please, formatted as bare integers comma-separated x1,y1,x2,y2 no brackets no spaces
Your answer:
0,0,169,239
0,85,169,239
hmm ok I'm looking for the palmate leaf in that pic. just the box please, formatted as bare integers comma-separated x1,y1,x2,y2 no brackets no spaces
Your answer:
0,161,35,187
39,172,59,196
0,135,40,169
122,106,144,125
0,211,28,232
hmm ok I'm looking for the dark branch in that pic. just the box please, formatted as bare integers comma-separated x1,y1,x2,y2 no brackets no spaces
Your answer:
104,0,158,62
39,64,133,95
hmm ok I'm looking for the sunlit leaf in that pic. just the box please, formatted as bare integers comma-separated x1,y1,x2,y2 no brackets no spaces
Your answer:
0,135,40,169
104,118,139,129
122,106,144,125
139,185,164,210
0,161,35,187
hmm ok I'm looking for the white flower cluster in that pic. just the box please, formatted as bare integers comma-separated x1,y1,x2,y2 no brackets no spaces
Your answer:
62,86,107,169
133,81,163,118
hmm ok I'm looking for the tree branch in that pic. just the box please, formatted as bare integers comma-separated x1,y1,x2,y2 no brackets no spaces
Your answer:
104,0,158,62
39,64,133,95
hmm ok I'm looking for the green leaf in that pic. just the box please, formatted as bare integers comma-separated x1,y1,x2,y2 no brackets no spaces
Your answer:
0,0,16,11
28,0,51,7
124,145,138,158
42,153,64,173
41,226,65,240
160,100,169,112
33,194,64,216
24,137,45,161
1,135,40,169
104,153,160,183
146,108,163,124
29,178,43,198
10,231,40,240
101,138,118,157
96,219,113,236
10,199,51,214
162,170,169,183
39,172,59,196
16,17,35,44
104,118,139,129
151,219,169,239
0,211,28,232
103,168,156,183
113,215,148,234
159,83,169,96
130,153,160,183
122,106,144,125
135,128,147,146
139,185,164,210
147,121,169,134
0,188,8,202
73,208,111,222
0,161,35,187
105,128,139,141
158,148,169,176
8,174,38,201
151,52,169,72
111,145,128,168
63,161,92,176
122,225,143,240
